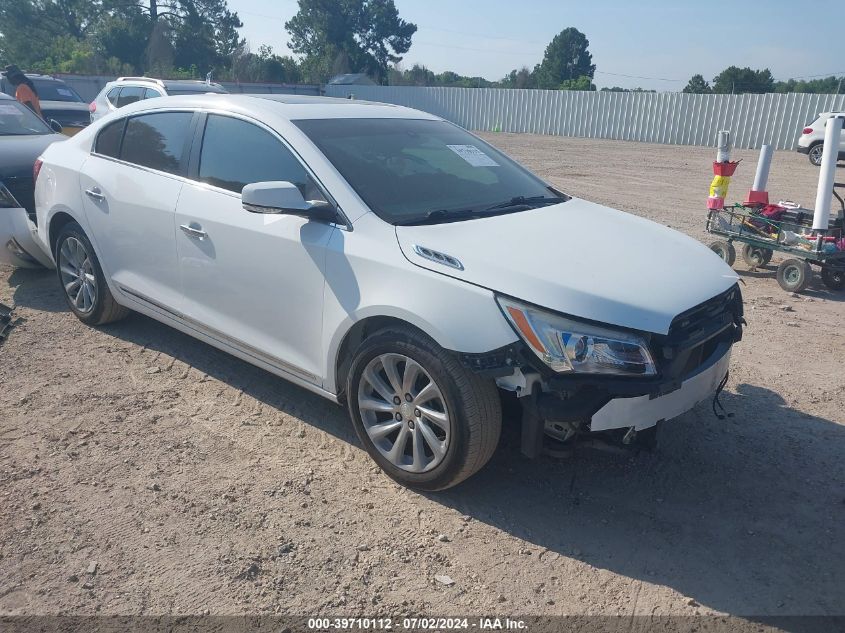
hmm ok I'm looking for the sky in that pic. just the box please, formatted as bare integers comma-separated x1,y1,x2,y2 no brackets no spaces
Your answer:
226,0,845,91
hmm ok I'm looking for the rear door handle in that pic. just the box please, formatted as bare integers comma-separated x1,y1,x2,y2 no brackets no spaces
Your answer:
85,187,105,201
180,223,208,240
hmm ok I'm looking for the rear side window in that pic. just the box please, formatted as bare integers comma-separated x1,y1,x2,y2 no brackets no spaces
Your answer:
115,86,144,108
144,88,162,99
95,119,125,158
106,88,121,105
198,114,321,198
120,112,193,175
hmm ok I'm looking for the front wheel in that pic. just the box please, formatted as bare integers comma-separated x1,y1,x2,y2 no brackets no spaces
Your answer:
346,326,502,491
55,222,129,325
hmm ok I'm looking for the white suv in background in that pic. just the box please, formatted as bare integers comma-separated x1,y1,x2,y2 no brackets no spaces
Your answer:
796,111,845,165
88,77,227,122
25,95,744,490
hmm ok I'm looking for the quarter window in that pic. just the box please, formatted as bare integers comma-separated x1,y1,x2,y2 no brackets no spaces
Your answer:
120,112,193,175
144,88,162,99
95,119,125,158
106,88,121,105
115,86,144,108
198,114,323,199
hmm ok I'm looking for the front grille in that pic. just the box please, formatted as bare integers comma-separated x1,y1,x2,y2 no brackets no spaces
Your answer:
666,284,741,348
3,176,35,215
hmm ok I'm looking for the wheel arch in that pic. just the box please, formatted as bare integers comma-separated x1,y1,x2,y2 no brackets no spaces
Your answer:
48,210,79,257
331,315,436,402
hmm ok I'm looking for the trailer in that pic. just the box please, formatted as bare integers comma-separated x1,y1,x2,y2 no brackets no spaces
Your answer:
705,120,845,293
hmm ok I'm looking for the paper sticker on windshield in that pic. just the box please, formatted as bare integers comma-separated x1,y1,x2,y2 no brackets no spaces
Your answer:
447,144,499,167
57,88,74,97
0,104,21,115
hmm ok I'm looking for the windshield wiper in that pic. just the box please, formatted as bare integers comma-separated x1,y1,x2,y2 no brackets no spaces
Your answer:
482,195,565,213
396,207,480,226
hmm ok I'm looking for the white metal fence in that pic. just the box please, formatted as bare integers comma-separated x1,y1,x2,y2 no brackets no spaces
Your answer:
324,85,845,150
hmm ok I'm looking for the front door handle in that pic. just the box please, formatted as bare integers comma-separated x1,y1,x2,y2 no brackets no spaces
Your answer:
85,187,105,201
180,223,208,240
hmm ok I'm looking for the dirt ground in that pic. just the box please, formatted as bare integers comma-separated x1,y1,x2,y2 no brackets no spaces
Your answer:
1,136,843,621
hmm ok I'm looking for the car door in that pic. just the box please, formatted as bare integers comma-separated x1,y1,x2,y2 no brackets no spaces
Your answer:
79,111,196,312
175,113,336,384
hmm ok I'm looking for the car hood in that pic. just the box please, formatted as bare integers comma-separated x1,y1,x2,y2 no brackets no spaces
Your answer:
394,198,739,335
0,133,63,179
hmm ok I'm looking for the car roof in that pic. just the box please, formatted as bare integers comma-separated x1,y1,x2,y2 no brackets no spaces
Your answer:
110,77,226,93
108,93,440,122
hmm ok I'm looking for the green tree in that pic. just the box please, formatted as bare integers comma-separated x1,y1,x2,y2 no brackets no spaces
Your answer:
712,66,774,94
560,75,595,91
774,76,844,94
500,67,534,89
682,74,712,94
533,27,595,90
285,0,416,83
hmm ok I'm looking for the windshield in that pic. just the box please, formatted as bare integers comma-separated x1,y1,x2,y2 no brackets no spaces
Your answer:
32,80,84,102
0,100,51,136
294,118,566,224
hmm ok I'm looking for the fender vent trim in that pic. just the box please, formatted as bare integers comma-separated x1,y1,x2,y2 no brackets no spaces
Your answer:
413,244,464,271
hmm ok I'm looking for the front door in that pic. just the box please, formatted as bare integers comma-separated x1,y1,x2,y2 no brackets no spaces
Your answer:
175,113,334,384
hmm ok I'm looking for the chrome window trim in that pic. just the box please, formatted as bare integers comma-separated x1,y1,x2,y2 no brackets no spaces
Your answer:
89,106,353,230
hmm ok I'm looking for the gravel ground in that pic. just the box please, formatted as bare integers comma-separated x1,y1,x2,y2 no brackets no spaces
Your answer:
1,136,843,620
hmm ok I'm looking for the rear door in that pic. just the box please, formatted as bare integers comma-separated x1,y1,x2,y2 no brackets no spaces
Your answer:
174,113,335,383
79,110,197,312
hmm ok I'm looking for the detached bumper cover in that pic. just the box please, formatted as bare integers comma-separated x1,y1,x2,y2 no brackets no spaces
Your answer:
590,344,730,431
0,208,53,268
796,145,810,155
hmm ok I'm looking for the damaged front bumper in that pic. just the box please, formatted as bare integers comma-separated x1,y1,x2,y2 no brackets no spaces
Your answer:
0,207,53,269
463,285,744,457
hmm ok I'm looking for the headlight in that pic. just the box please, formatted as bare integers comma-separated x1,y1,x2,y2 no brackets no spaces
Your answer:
497,296,657,376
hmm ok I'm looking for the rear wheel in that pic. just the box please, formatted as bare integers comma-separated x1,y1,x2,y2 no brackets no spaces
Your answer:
821,266,845,291
808,143,824,166
709,240,736,266
346,326,501,491
741,244,773,268
55,222,128,325
776,258,812,293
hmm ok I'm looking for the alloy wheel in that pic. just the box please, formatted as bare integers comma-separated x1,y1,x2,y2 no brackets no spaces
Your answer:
809,145,824,165
357,353,451,473
58,237,97,314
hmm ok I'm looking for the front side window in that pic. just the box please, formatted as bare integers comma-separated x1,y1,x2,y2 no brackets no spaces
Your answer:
120,112,192,175
115,86,144,108
95,119,125,157
198,114,323,199
294,118,564,224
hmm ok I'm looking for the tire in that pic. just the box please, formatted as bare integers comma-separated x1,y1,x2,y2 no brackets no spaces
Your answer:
741,244,773,268
821,267,845,291
55,222,129,325
709,240,736,266
776,258,813,293
346,326,502,491
808,143,824,167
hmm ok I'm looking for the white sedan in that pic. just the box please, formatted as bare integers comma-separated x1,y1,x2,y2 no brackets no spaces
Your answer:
22,94,744,490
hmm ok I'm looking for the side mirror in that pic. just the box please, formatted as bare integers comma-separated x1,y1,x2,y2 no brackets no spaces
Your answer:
242,181,336,222
48,119,63,133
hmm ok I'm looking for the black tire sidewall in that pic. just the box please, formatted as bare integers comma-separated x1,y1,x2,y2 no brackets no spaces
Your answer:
55,223,109,325
346,331,472,491
777,259,811,292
